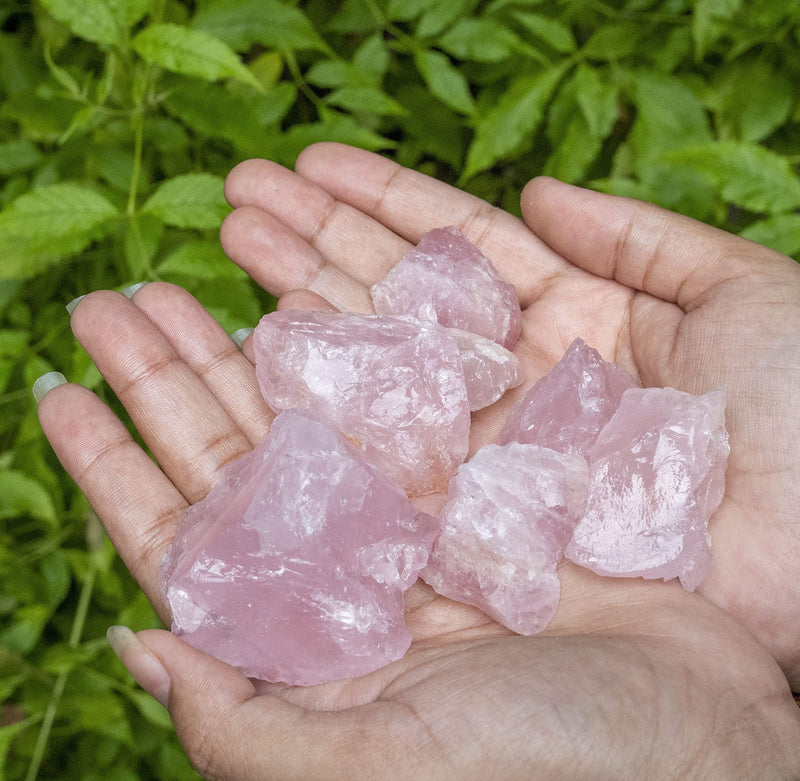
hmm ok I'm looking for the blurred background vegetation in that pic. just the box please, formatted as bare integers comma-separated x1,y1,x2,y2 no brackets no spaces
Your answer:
1,0,798,778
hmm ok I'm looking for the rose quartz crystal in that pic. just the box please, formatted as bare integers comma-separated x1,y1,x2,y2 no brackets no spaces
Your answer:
370,226,522,349
449,328,524,411
161,409,440,686
499,338,637,455
253,310,470,496
565,387,729,590
421,442,589,634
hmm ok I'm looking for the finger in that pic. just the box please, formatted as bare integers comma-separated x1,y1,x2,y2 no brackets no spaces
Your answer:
136,629,402,781
69,292,252,503
38,383,181,616
225,158,412,284
129,282,273,445
520,176,797,309
220,205,374,313
293,142,567,307
276,289,340,313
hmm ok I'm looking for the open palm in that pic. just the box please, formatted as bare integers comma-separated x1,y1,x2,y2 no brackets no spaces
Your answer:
37,144,800,779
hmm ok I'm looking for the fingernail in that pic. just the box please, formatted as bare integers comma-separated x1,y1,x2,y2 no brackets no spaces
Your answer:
107,625,171,708
121,282,148,299
66,295,85,315
32,372,67,404
230,327,254,348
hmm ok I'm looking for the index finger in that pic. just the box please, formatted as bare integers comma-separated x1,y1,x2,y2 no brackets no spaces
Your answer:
38,383,181,620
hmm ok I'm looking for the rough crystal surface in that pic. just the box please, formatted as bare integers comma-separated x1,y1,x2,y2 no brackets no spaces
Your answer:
421,442,589,634
161,409,440,686
565,387,729,590
499,338,637,455
449,327,524,411
253,310,470,496
370,226,522,348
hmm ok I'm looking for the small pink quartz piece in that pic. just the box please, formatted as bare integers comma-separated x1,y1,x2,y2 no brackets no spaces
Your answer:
499,338,637,455
565,387,729,590
421,442,589,634
253,310,470,496
449,328,524,411
161,409,440,686
371,226,522,349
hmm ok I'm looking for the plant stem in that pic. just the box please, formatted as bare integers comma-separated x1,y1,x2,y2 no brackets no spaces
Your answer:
23,550,98,781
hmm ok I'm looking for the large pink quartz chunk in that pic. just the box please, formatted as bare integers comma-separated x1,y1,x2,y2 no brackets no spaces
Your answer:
161,409,440,686
565,387,729,590
449,328,524,411
253,310,470,496
421,442,589,635
370,226,522,349
499,338,638,455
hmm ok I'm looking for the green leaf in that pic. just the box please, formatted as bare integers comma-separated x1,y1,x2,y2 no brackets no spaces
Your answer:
581,23,643,60
324,86,406,116
274,115,395,167
0,470,57,525
665,142,800,214
142,174,230,229
629,70,713,166
512,11,576,53
163,80,292,154
463,64,567,181
126,690,173,729
38,0,125,47
0,183,119,278
157,240,248,281
191,0,330,53
0,605,50,653
352,34,390,79
413,48,475,115
545,65,618,182
416,0,472,38
0,183,118,237
386,0,439,22
0,138,41,176
437,19,522,63
708,58,793,143
131,23,262,89
740,214,800,257
692,0,742,59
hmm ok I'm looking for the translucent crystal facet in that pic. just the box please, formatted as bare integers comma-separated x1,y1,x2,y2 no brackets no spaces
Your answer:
565,387,729,590
499,338,638,455
253,310,471,496
371,226,522,348
449,328,524,411
421,442,589,634
161,410,440,686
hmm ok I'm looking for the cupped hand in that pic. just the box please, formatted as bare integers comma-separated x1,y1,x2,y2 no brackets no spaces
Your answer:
221,144,800,687
35,143,800,779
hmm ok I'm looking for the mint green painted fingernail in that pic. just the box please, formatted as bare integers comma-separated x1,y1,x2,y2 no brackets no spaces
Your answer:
33,372,67,404
66,295,85,315
231,327,254,348
122,282,148,299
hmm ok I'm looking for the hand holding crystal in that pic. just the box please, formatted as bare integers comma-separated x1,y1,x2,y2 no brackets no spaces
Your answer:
36,144,800,779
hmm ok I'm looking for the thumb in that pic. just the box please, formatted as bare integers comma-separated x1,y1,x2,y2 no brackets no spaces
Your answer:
107,626,387,781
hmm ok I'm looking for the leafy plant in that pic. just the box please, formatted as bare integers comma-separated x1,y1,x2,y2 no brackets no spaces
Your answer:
1,0,798,778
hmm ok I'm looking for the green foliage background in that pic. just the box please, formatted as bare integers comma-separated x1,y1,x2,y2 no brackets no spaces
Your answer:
0,0,798,778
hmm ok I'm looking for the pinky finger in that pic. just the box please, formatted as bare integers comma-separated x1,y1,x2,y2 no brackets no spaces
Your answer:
37,380,186,619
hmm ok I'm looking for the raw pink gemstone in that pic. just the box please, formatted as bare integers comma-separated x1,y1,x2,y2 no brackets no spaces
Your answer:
449,328,524,411
421,442,589,634
371,226,522,349
499,338,638,455
161,409,440,686
253,310,470,496
565,387,729,590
